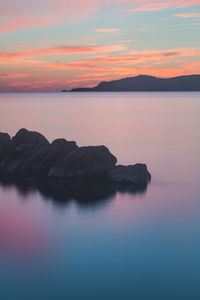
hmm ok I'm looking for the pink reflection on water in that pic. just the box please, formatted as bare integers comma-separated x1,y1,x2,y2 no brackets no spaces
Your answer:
0,210,45,258
0,186,51,260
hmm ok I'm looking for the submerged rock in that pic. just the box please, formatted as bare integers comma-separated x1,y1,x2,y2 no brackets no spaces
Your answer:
48,145,117,179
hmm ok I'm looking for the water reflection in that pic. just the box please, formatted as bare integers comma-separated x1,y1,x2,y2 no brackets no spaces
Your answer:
0,178,149,208
0,187,50,260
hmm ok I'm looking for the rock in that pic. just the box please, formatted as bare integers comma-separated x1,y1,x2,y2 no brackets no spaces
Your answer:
0,132,10,144
0,129,152,196
48,145,117,179
108,164,151,185
12,128,49,147
0,132,13,161
0,144,39,177
0,137,78,178
29,138,79,176
51,138,77,149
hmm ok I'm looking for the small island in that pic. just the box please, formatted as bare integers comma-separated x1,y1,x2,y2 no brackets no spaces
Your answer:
0,129,151,199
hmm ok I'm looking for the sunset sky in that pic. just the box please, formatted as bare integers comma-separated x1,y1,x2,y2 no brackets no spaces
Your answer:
0,0,200,91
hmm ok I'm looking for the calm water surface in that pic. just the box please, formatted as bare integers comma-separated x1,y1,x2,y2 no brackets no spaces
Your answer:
0,92,200,300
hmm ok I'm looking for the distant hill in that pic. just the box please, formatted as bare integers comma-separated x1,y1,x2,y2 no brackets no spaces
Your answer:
70,75,200,92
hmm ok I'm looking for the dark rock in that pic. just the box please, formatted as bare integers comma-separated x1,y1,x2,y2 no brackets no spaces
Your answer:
0,137,78,178
108,164,151,185
48,145,117,179
12,128,49,147
0,132,10,144
51,138,77,149
0,144,39,177
0,129,152,199
29,138,79,176
0,132,13,161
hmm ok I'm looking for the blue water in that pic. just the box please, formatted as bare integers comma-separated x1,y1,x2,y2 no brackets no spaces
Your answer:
0,92,200,300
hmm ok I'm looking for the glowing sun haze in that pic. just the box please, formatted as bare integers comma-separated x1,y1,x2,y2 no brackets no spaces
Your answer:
0,0,200,91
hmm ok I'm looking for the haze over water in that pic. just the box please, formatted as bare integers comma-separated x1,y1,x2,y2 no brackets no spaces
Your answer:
0,92,200,299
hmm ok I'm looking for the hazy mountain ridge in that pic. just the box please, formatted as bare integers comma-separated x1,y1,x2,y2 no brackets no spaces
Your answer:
70,75,200,92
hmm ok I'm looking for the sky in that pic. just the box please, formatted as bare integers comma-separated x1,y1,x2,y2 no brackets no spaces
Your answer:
0,0,200,91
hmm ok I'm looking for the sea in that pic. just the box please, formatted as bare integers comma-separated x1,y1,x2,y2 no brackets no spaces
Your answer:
0,92,200,300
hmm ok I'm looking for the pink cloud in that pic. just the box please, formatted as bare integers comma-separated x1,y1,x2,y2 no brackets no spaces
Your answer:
0,73,29,79
0,19,33,33
0,0,97,33
1,0,199,34
93,28,121,32
11,42,29,46
130,0,200,12
175,12,200,17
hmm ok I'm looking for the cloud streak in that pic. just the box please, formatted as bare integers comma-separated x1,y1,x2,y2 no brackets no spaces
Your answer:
0,73,29,79
93,28,121,32
0,45,126,59
129,0,200,12
175,12,200,17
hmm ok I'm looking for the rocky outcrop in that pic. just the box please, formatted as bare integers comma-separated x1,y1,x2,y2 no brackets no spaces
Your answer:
0,129,151,191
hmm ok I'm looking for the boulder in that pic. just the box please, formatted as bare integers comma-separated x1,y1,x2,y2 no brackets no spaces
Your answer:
12,128,49,147
0,132,10,144
0,137,78,178
108,164,151,185
0,132,13,161
29,138,79,176
0,144,39,177
48,145,117,179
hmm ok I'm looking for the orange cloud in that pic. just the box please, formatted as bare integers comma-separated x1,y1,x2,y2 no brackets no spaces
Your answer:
1,62,199,91
0,45,126,59
68,48,200,66
51,62,111,71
